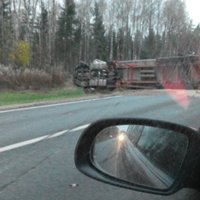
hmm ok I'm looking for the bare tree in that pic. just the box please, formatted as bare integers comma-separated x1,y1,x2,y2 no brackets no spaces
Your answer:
162,0,188,56
76,0,93,62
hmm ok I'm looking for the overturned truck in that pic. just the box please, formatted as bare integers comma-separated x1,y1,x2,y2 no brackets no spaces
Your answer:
73,55,200,91
74,59,118,91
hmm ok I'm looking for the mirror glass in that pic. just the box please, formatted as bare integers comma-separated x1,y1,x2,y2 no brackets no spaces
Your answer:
92,124,188,189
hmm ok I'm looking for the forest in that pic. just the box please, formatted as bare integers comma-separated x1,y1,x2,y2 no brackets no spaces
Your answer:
0,0,200,89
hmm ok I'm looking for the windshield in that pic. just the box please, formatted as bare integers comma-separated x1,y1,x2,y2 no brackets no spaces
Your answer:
0,0,200,200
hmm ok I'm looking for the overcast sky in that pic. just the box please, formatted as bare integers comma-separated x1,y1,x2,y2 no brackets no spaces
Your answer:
185,0,200,25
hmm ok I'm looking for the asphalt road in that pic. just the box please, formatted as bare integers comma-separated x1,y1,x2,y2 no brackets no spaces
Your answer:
94,137,173,189
0,93,200,200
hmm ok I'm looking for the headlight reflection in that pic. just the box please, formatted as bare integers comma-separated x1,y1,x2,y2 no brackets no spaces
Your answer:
118,134,125,142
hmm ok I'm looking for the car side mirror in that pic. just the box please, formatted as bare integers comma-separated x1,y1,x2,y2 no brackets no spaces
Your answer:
75,118,200,195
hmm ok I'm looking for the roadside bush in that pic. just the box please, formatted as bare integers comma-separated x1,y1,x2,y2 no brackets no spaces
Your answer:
52,70,66,86
0,65,67,90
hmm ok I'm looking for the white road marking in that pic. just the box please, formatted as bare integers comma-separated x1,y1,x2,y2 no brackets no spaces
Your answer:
0,124,89,153
0,135,49,153
0,96,121,114
48,130,68,138
69,124,90,132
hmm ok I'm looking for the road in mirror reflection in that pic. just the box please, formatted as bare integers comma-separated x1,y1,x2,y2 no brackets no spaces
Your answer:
92,124,188,189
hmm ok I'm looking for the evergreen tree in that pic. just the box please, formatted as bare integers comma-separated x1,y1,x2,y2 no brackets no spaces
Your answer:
56,0,77,72
133,30,143,59
141,28,156,59
92,2,107,60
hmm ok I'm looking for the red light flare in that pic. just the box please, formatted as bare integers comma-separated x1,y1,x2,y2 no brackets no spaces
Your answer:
162,74,189,109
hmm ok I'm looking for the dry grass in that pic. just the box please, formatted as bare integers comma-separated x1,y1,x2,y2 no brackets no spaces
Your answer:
0,66,67,90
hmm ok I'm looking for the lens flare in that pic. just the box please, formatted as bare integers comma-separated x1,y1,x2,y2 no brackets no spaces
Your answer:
162,75,189,109
118,134,125,142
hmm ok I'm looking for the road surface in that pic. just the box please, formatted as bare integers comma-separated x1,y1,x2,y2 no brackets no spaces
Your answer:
0,93,200,200
94,136,175,189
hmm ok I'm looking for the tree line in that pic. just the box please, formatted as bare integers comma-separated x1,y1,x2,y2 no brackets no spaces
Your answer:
0,0,200,74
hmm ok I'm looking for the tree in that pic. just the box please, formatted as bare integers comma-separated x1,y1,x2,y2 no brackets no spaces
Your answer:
162,0,189,56
56,0,77,72
0,0,14,65
76,0,93,62
0,0,199,77
133,30,143,59
39,2,49,69
192,25,200,54
141,28,156,58
92,1,107,60
48,0,58,68
10,40,30,70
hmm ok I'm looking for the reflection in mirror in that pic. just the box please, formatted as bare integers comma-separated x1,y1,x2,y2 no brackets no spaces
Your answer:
92,125,188,190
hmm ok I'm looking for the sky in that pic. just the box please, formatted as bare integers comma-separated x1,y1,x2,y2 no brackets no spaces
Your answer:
185,0,200,25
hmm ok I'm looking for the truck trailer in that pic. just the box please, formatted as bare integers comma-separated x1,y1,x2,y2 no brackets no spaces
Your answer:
73,55,200,91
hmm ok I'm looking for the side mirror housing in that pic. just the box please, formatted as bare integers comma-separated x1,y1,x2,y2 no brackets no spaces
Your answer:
75,118,200,195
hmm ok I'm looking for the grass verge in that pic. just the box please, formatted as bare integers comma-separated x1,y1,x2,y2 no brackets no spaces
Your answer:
0,87,86,106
